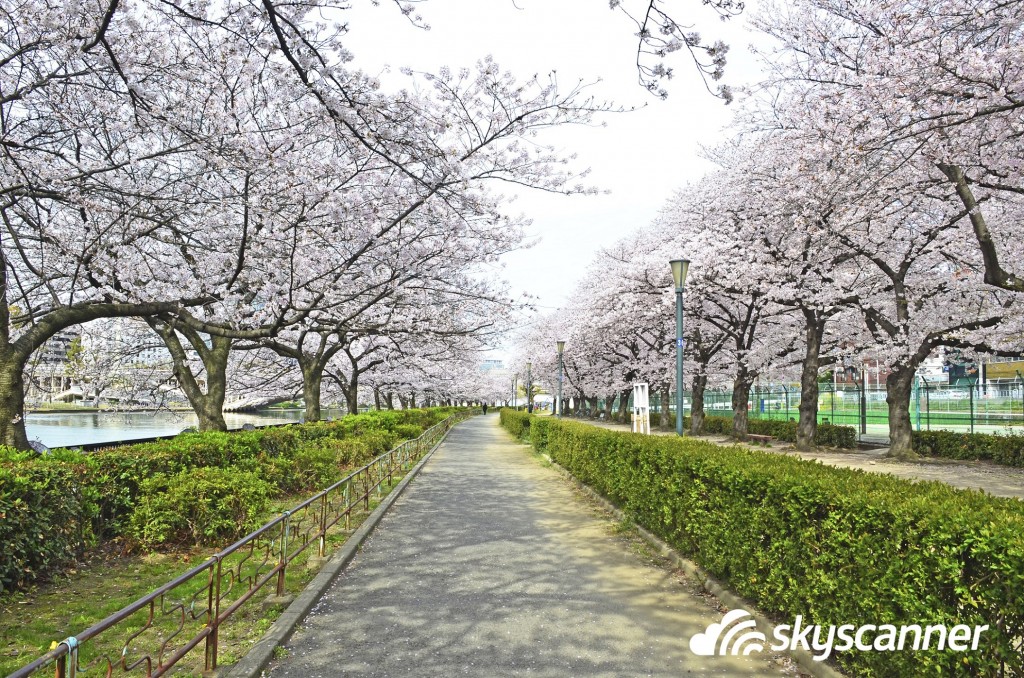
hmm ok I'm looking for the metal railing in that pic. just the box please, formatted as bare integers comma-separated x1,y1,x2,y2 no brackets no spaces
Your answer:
8,413,468,678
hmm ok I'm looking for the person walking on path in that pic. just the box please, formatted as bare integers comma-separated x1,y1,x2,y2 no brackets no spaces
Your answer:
265,416,799,677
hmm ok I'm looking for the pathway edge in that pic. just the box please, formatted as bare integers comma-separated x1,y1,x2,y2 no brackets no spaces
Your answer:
223,421,463,678
533,446,848,678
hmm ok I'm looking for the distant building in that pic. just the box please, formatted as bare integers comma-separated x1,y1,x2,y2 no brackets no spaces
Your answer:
36,330,78,365
480,359,504,371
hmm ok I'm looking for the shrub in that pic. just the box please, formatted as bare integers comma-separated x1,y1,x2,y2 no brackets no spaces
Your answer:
0,407,461,589
500,408,531,439
686,415,857,449
259,427,302,457
913,429,1024,467
0,456,97,593
505,416,1024,677
393,424,424,440
128,468,272,548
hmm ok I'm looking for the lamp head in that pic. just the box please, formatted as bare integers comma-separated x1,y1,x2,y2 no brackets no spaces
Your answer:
556,341,565,355
670,259,690,291
526,361,532,372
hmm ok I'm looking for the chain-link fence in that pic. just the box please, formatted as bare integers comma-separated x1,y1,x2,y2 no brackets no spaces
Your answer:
571,380,1024,441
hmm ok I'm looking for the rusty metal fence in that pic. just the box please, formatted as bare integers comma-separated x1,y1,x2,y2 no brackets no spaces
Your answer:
8,413,467,678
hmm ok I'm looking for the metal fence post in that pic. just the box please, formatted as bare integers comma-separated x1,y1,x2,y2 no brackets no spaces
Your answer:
317,493,328,558
969,378,976,435
859,373,867,438
276,511,290,597
913,375,921,432
923,378,931,431
205,558,221,673
344,479,351,531
55,638,77,678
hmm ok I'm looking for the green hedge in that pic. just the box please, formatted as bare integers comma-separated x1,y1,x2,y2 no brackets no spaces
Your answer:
0,408,459,593
504,415,1024,677
690,415,858,449
913,429,1024,467
503,409,857,449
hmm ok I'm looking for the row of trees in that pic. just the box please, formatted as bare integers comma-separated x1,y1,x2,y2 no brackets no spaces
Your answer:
515,0,1024,458
0,0,622,448
43,317,513,415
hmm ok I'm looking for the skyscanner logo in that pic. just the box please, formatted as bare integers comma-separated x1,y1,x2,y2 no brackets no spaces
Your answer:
689,609,766,656
689,609,989,662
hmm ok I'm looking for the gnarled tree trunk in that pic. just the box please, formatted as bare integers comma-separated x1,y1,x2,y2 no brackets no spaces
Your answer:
616,387,631,423
886,366,917,459
300,358,324,423
732,370,753,439
690,373,707,435
152,321,231,431
796,311,826,451
659,384,672,430
0,353,30,449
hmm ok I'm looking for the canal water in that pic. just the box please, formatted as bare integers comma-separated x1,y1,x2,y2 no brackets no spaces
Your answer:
24,409,345,448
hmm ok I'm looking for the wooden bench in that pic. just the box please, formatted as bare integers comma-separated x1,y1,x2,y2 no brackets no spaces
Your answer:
746,434,773,444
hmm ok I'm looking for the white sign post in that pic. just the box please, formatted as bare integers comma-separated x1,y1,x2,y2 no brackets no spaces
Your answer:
632,382,651,435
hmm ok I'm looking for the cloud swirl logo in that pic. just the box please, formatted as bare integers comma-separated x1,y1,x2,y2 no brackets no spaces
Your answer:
689,609,766,656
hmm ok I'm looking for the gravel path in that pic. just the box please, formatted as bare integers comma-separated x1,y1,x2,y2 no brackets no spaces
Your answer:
264,414,797,677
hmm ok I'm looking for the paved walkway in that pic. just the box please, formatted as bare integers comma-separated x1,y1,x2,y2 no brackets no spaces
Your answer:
586,419,1024,500
265,415,799,677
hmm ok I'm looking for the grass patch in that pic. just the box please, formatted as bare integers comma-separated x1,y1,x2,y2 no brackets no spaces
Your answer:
0,475,404,676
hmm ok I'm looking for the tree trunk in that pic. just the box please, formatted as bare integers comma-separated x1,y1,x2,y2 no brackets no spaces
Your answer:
188,339,230,431
300,360,323,423
886,366,917,459
151,321,230,431
344,372,359,415
410,393,416,408
385,392,395,410
796,311,825,451
616,388,631,423
397,393,408,409
690,373,707,435
732,372,752,439
659,384,672,430
0,354,30,449
373,387,382,411
602,395,614,420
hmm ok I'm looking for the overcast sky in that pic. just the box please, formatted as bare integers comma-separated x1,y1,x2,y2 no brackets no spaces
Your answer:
341,0,770,316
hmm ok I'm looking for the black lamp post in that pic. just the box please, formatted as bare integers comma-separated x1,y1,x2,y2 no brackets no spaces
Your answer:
670,259,690,436
557,341,565,418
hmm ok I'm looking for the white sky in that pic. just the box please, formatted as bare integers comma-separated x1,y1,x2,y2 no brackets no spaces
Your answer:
341,0,769,314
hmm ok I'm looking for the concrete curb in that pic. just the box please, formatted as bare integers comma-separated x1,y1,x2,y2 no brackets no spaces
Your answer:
537,450,847,678
224,423,460,678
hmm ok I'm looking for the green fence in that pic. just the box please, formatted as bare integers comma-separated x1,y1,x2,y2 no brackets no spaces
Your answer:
572,380,1024,441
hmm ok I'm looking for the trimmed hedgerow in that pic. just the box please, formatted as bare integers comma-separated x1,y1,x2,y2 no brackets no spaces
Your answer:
127,468,272,548
688,415,858,449
913,429,1024,467
0,452,97,594
504,414,1024,677
0,408,460,591
500,408,532,440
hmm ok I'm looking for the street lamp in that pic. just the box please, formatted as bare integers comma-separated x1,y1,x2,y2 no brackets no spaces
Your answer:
556,341,566,418
526,362,535,413
670,259,690,436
